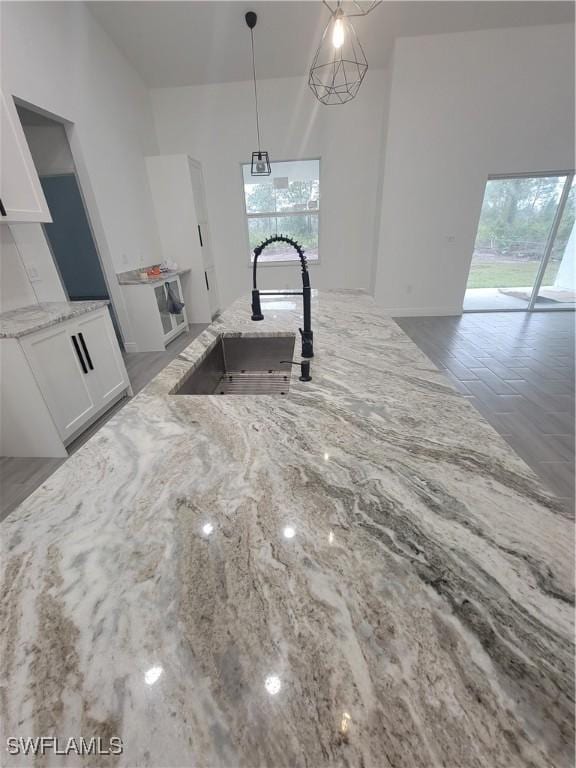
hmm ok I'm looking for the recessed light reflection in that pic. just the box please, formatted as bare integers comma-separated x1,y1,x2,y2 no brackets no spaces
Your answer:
324,452,330,462
339,711,351,739
202,523,214,536
144,666,163,685
283,526,296,539
265,674,282,695
328,530,335,545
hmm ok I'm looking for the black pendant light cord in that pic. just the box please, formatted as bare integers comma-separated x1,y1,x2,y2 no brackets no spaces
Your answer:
250,27,262,153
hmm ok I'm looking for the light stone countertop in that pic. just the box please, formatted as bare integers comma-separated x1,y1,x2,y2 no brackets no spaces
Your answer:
0,300,109,339
116,267,191,285
1,290,573,767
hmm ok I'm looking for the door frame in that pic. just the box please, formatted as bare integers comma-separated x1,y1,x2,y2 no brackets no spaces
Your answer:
465,169,576,314
12,97,133,350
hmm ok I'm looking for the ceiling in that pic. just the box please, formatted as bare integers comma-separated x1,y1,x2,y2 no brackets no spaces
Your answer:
88,1,574,88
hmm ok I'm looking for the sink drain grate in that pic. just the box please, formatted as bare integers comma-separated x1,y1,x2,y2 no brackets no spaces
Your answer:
214,371,290,395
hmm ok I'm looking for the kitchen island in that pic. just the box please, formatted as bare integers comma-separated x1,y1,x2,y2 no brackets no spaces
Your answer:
1,290,573,767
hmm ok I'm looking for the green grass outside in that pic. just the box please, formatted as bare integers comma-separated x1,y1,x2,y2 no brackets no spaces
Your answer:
467,260,560,289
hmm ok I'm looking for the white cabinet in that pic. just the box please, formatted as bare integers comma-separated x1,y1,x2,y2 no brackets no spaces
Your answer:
20,322,97,441
121,274,189,352
1,306,130,457
154,276,187,337
146,155,220,323
75,309,130,407
0,90,52,223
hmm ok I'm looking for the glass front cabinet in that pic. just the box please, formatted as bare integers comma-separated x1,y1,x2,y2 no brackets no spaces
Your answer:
122,273,189,352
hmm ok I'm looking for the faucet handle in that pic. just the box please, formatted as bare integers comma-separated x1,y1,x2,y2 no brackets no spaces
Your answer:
251,289,264,321
280,360,312,382
299,328,314,359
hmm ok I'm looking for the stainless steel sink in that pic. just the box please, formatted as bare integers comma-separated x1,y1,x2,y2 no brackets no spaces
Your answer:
173,334,296,395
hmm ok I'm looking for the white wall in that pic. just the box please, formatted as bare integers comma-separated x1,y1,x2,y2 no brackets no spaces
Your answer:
0,227,39,312
7,224,67,304
374,24,575,315
22,124,75,176
151,71,388,308
1,1,162,347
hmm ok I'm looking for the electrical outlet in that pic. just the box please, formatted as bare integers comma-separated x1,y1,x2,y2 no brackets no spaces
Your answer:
27,266,40,282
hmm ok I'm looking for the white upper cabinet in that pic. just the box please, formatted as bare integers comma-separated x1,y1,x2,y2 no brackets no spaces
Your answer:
0,91,52,223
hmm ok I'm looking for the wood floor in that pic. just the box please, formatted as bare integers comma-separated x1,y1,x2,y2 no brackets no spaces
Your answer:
396,311,575,512
0,324,207,521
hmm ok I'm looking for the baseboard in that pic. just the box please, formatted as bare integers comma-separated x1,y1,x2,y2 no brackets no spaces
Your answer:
383,306,463,318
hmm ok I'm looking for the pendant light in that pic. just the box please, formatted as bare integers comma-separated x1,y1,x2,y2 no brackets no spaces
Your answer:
309,1,381,106
245,11,271,176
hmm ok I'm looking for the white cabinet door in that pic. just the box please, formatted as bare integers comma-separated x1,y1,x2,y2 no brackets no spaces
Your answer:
165,276,188,330
0,91,52,223
204,267,220,317
21,323,96,441
188,160,213,269
154,283,174,336
75,309,130,407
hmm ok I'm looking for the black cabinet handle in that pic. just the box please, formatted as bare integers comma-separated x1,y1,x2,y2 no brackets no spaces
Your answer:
0,198,6,217
198,225,203,247
205,271,209,291
78,333,94,370
71,335,88,374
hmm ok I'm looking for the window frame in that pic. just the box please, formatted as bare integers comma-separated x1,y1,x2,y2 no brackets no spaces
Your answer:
240,157,322,267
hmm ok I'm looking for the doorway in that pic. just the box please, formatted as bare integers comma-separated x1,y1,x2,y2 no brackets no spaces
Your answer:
464,172,575,312
15,105,123,342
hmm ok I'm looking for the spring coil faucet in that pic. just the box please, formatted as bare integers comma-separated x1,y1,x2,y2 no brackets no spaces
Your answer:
250,234,314,359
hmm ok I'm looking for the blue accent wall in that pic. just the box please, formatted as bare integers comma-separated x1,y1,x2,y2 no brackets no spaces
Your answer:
41,174,108,300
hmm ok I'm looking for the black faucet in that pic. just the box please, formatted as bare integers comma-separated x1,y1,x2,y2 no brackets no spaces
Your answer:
251,235,314,358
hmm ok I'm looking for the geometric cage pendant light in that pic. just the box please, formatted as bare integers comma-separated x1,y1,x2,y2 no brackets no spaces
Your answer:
245,11,271,175
309,0,381,106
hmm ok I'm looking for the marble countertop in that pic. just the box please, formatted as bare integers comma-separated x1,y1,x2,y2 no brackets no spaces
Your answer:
116,267,191,285
0,300,109,339
1,290,573,767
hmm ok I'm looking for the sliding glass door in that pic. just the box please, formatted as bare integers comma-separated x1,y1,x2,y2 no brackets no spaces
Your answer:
533,178,575,310
464,172,575,312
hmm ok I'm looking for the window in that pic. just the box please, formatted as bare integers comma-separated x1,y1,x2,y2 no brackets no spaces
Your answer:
242,159,320,263
464,173,575,311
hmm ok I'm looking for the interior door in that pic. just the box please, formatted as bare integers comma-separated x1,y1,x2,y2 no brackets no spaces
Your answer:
0,91,52,223
75,309,129,406
21,323,96,440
